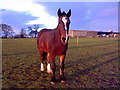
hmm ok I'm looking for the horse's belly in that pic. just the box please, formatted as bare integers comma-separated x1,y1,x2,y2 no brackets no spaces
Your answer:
39,44,67,55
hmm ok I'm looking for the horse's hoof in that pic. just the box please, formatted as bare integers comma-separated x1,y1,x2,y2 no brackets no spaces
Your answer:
50,81,56,85
47,70,51,74
41,69,44,72
61,80,65,83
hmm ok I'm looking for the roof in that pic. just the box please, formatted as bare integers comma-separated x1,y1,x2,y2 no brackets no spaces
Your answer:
98,32,120,34
70,30,97,32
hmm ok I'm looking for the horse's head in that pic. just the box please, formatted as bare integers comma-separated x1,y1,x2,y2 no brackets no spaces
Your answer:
57,8,71,44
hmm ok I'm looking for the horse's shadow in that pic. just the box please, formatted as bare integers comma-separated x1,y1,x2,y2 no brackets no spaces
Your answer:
66,50,119,82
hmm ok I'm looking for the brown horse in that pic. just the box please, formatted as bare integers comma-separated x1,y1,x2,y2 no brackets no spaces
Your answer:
37,8,71,84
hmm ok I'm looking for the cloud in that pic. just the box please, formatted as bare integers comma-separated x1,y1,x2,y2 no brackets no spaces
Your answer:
1,0,58,29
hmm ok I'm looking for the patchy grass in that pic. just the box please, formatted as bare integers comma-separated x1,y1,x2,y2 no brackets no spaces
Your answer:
2,38,119,88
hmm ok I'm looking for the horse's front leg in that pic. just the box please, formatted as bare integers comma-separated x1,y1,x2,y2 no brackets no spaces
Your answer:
60,54,66,83
47,53,56,84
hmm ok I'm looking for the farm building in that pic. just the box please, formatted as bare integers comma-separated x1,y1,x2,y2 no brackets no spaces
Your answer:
98,32,120,37
69,30,98,38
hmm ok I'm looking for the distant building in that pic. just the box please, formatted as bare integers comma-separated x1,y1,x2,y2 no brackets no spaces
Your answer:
69,30,98,38
109,33,120,37
98,32,120,37
14,34,27,38
69,30,120,38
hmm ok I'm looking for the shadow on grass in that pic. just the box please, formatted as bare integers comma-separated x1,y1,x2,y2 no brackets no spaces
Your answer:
70,57,118,76
66,50,119,68
66,50,119,82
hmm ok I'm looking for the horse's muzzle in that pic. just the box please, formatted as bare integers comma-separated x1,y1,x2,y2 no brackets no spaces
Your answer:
61,36,68,44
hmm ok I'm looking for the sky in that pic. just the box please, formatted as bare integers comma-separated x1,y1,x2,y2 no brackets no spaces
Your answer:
0,0,119,34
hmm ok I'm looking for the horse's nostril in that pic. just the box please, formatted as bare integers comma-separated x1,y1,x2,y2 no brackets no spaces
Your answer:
62,37,66,41
62,37,66,43
62,37,66,40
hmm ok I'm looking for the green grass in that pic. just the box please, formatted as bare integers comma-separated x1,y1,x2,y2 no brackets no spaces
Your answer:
2,38,119,88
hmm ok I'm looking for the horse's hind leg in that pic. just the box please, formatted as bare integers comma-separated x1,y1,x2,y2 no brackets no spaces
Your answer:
39,51,47,72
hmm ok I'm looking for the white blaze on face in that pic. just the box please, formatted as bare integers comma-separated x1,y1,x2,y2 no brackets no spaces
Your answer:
62,17,67,30
62,16,68,43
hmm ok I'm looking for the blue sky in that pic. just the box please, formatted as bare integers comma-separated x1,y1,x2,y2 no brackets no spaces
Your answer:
1,0,119,34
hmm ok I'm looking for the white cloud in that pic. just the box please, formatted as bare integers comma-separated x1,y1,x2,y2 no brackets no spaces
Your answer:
0,0,58,29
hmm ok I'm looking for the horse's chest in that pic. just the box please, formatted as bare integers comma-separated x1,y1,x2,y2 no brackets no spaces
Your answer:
53,44,68,55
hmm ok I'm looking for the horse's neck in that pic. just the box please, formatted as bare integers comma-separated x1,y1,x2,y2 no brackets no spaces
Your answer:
53,24,60,34
52,26,61,41
53,28,60,36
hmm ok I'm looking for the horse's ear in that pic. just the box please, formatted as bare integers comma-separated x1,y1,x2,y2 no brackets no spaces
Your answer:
58,8,61,17
67,9,71,17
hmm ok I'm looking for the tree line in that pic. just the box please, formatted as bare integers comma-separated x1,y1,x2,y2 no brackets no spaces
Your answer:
0,24,40,38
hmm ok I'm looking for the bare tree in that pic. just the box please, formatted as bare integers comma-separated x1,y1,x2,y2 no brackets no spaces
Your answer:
0,24,14,38
28,24,39,38
33,24,39,38
29,31,34,38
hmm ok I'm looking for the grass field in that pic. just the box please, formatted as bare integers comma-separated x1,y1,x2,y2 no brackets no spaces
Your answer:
2,38,119,88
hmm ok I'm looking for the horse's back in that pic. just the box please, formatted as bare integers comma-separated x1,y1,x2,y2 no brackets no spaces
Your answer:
37,29,53,51
38,29,52,37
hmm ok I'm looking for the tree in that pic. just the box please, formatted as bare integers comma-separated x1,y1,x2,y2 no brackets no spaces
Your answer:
28,31,34,38
28,24,39,38
0,24,14,38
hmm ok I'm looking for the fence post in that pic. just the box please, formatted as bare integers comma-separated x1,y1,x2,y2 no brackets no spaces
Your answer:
77,36,79,45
